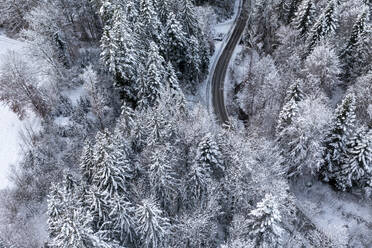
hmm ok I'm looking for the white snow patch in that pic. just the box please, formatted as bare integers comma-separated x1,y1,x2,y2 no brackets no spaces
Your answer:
293,180,372,247
0,32,33,189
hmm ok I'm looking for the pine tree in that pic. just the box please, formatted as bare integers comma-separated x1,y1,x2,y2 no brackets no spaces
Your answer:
320,93,356,183
137,0,162,47
148,145,180,211
47,183,65,241
247,194,283,248
137,42,165,109
293,0,316,36
92,131,129,198
80,139,95,184
195,133,225,177
164,12,187,66
187,160,211,205
336,127,372,190
135,199,170,248
277,81,304,133
276,99,299,134
322,0,338,36
47,176,104,248
341,8,370,79
306,0,338,56
99,196,137,246
100,7,139,101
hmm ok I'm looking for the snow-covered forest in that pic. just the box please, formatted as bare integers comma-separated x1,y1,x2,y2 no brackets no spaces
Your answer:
0,0,371,247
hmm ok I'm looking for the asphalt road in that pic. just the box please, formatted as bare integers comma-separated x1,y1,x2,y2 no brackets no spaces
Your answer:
211,0,249,125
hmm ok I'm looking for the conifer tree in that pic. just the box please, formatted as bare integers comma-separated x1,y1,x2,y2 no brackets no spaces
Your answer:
47,183,65,240
135,199,170,248
320,93,356,183
187,161,211,206
149,145,180,211
99,196,137,246
247,194,283,248
47,176,105,248
80,139,95,185
195,133,225,177
306,0,338,55
164,12,187,66
100,8,139,101
137,42,165,109
138,0,162,47
336,127,372,190
341,8,370,79
92,131,129,198
322,0,338,36
293,0,316,36
277,81,304,133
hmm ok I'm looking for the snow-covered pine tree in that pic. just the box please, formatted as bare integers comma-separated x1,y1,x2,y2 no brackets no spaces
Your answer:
137,0,163,47
100,7,139,101
148,145,180,212
47,175,106,248
178,0,200,37
195,133,224,178
187,159,211,206
293,0,316,36
116,102,136,137
340,7,370,80
164,12,187,67
336,127,372,190
80,139,95,185
276,80,304,133
284,80,305,103
276,99,299,134
320,93,356,183
92,131,130,198
247,194,283,248
322,0,338,37
177,0,210,81
99,196,137,246
47,183,65,241
135,199,170,248
137,42,165,109
306,0,338,56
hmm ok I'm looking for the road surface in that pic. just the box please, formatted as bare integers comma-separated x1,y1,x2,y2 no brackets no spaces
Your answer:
210,0,249,125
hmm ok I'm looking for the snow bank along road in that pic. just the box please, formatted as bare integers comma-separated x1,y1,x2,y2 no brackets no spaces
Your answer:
210,0,249,125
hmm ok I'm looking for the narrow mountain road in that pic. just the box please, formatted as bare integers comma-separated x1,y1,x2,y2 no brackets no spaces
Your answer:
208,2,338,246
210,0,249,125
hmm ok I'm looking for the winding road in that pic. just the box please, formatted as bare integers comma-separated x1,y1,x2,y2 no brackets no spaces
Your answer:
210,0,249,125
208,1,337,246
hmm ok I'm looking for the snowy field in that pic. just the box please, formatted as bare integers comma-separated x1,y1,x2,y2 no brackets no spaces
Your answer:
293,180,372,247
0,31,28,189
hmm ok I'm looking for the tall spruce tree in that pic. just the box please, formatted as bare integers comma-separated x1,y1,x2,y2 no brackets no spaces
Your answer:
306,0,338,56
293,0,316,36
336,127,372,190
247,194,283,248
276,81,304,133
100,5,139,101
135,199,170,248
320,93,356,183
195,133,224,178
341,8,370,79
137,42,165,109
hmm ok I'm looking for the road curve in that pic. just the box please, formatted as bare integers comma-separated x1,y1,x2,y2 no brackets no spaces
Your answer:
211,0,249,125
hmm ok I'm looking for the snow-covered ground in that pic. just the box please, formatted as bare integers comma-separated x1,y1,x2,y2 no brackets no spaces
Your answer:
0,31,31,189
293,180,372,247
